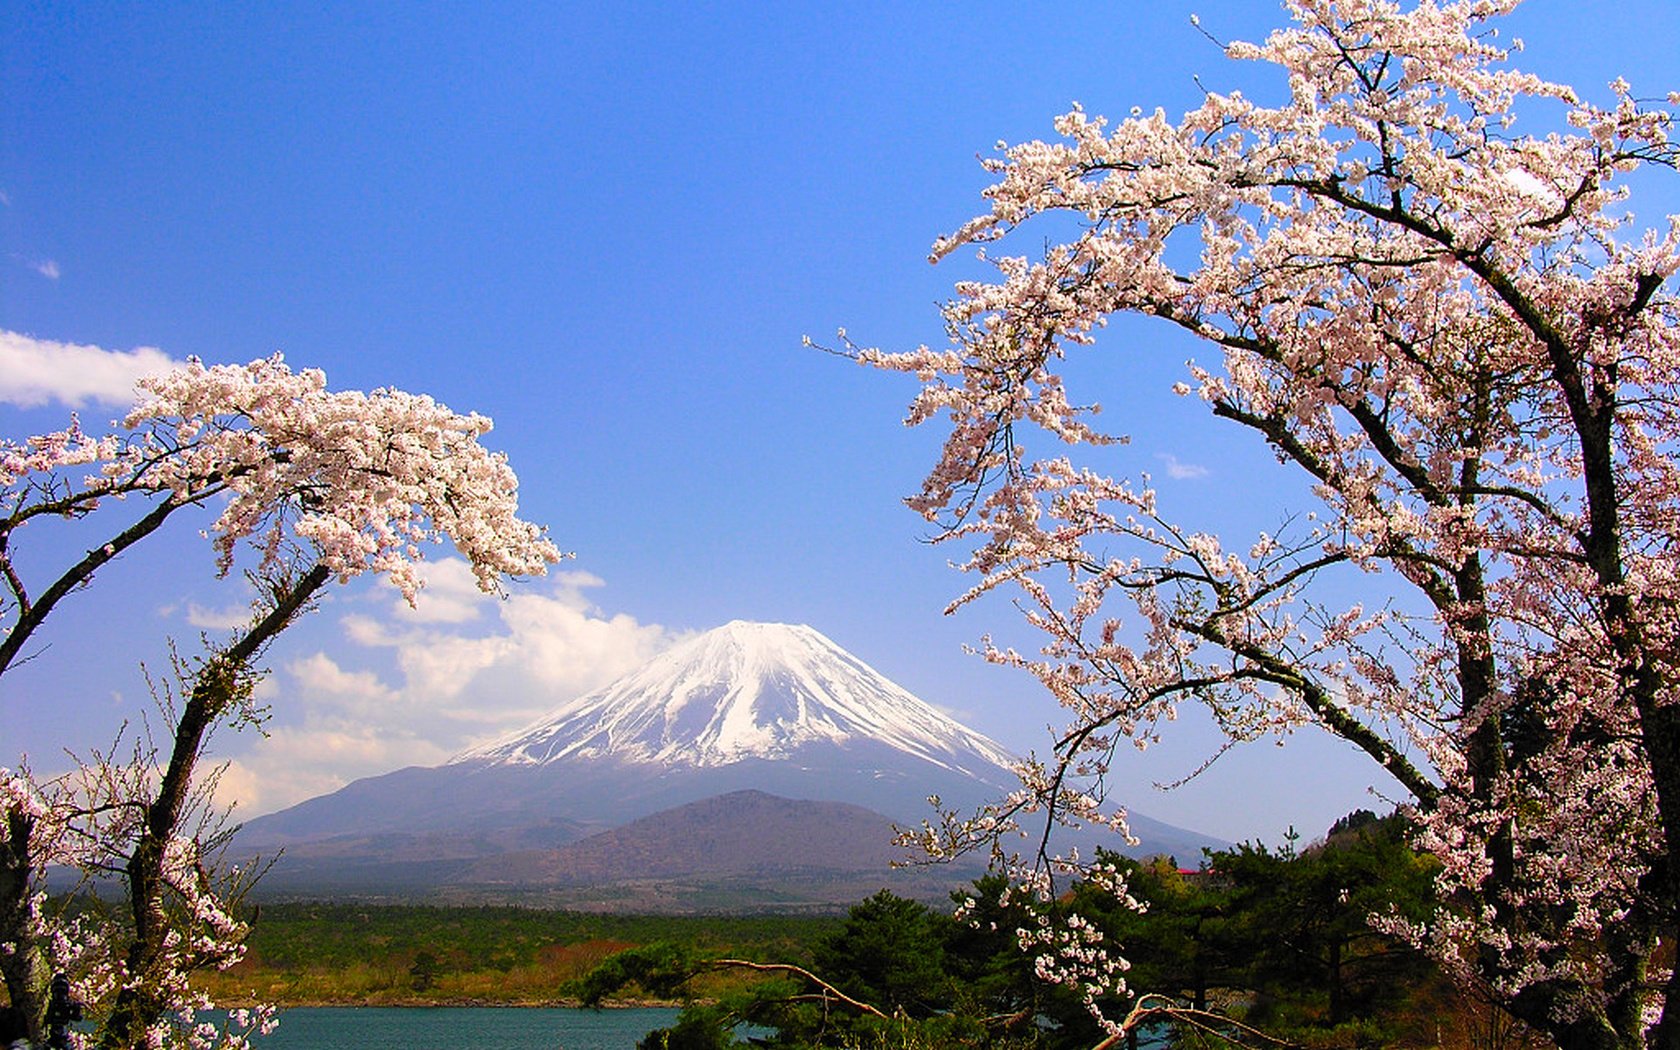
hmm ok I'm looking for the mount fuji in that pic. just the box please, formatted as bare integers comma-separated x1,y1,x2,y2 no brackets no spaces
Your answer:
235,621,1222,906
457,620,1017,782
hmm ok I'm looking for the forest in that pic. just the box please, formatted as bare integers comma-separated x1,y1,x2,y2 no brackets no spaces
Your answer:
189,811,1528,1050
570,811,1510,1050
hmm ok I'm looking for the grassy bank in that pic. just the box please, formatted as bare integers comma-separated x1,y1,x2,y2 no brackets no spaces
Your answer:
197,903,840,1007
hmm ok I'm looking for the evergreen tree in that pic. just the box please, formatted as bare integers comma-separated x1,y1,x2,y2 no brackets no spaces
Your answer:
812,890,951,1018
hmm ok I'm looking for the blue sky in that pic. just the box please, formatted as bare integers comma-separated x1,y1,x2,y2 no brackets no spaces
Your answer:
4,1,1678,845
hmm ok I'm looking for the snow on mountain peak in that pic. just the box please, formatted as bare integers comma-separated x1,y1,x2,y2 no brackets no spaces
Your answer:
453,620,1017,776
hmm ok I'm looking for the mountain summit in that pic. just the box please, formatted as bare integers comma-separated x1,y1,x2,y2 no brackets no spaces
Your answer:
455,620,1016,777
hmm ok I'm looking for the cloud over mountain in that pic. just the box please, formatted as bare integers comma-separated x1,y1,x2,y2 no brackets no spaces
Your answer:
214,562,678,815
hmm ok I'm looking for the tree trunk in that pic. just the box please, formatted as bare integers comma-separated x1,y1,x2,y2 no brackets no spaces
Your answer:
1327,938,1343,1027
0,808,49,1046
101,563,329,1048
1508,982,1630,1050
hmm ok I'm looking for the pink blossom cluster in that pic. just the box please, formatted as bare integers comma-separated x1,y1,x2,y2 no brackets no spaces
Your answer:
1,354,562,621
121,355,564,598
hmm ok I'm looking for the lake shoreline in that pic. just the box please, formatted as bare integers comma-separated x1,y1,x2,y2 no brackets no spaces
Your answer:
232,1004,686,1048
267,997,680,1010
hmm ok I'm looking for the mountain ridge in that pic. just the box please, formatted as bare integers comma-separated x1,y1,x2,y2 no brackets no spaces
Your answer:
236,621,1227,905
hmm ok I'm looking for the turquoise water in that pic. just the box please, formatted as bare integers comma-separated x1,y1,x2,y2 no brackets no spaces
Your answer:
251,1006,681,1049
202,1005,1163,1048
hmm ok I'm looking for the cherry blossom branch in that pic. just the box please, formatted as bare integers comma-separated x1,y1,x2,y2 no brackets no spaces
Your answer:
0,495,185,677
106,563,332,1047
1092,992,1302,1050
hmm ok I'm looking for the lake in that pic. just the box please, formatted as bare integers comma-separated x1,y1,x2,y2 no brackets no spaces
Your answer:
249,1006,682,1049
150,1004,1165,1048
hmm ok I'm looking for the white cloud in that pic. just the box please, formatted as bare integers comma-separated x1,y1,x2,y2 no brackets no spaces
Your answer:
0,330,183,408
171,579,265,631
1503,168,1563,211
212,726,449,816
353,563,672,707
385,556,489,624
1159,453,1210,480
394,632,513,704
341,614,393,648
497,577,674,694
185,602,251,631
31,260,60,281
287,652,399,712
212,564,680,815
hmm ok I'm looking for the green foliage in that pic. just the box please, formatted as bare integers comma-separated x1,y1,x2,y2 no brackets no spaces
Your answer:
1072,853,1245,1018
798,1013,1012,1050
574,943,705,1007
576,892,960,1049
1087,812,1444,1047
586,811,1450,1049
407,950,439,992
942,875,1062,1033
1228,813,1439,1032
237,902,833,971
811,890,949,1017
637,1006,745,1050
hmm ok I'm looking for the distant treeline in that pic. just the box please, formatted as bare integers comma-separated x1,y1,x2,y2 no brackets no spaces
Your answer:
196,903,841,1006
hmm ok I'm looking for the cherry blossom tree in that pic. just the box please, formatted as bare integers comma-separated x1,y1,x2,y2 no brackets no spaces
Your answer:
0,355,562,1047
857,2,1680,1047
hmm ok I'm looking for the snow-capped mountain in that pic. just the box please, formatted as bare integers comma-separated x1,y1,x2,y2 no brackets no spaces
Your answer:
455,620,1016,778
235,620,1225,903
